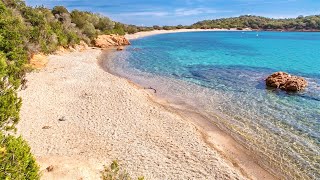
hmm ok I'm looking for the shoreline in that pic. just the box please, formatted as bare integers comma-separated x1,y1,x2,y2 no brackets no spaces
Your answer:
101,50,279,179
125,28,251,40
18,49,250,179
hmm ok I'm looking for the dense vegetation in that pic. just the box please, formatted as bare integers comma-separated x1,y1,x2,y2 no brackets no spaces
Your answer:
191,15,320,31
141,15,320,31
0,134,40,179
0,0,149,178
0,0,40,178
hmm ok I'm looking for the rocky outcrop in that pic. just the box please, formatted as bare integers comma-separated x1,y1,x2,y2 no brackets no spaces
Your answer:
55,41,89,54
94,35,130,48
29,53,48,69
283,77,308,91
73,41,89,51
266,72,290,88
266,72,308,91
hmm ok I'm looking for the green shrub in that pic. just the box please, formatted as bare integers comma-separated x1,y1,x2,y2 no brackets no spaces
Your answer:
52,6,69,16
0,53,22,132
101,160,144,180
0,133,40,180
0,2,27,132
82,22,97,39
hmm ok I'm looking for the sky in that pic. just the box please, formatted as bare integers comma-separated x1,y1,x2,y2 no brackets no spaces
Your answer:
25,0,320,26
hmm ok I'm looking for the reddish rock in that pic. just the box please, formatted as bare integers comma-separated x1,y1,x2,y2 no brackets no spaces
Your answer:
284,77,308,91
29,53,48,69
94,35,130,48
266,72,290,88
266,72,308,91
73,40,89,51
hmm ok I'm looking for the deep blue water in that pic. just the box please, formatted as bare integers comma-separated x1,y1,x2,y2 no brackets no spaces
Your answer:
106,31,320,179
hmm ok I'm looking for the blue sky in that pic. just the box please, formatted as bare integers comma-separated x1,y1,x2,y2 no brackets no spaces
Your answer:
25,0,320,26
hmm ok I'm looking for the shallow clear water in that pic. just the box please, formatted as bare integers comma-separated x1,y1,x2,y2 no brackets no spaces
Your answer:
105,31,320,179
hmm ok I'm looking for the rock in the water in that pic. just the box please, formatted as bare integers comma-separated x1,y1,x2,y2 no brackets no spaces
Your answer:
266,72,308,91
94,35,130,48
284,77,308,91
266,72,290,88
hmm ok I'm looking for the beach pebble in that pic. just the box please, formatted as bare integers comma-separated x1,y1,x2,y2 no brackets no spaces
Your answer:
58,116,67,121
46,165,54,172
42,126,51,129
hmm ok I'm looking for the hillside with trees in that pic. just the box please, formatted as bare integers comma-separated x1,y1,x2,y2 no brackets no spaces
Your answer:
0,0,148,178
191,15,320,31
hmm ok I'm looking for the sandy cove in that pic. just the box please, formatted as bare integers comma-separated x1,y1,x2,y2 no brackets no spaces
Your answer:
17,30,276,180
18,49,246,179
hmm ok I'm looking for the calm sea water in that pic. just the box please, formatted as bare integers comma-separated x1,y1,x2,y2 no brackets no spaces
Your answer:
105,31,320,179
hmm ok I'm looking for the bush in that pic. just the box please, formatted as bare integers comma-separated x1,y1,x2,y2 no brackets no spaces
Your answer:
0,2,27,132
0,133,40,179
101,160,144,180
82,22,97,39
52,6,68,16
0,53,22,132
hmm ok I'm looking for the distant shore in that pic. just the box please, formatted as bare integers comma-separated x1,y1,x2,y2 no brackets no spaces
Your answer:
125,28,320,40
125,28,251,40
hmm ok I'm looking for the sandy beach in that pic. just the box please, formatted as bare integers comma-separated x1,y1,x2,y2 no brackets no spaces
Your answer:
17,27,277,179
18,48,249,179
125,28,250,40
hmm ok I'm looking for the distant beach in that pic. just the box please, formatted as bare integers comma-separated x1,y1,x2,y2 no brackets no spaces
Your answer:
125,28,251,40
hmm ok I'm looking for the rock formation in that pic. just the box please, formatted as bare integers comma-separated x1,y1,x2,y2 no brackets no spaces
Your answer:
94,35,130,48
55,41,89,54
29,53,48,69
73,41,89,51
266,72,308,91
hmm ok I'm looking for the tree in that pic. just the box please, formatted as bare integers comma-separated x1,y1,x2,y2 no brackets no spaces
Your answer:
52,6,69,15
153,25,161,30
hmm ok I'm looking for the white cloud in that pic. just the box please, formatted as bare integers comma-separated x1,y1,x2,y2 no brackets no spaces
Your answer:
119,11,169,17
175,8,230,16
114,7,230,18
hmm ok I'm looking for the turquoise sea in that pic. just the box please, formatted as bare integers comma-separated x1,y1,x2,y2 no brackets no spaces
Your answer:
104,31,320,179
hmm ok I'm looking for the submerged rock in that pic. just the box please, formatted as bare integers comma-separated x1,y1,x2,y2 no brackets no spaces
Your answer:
266,72,308,91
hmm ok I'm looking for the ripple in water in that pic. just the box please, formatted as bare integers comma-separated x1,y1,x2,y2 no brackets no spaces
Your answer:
104,31,320,179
